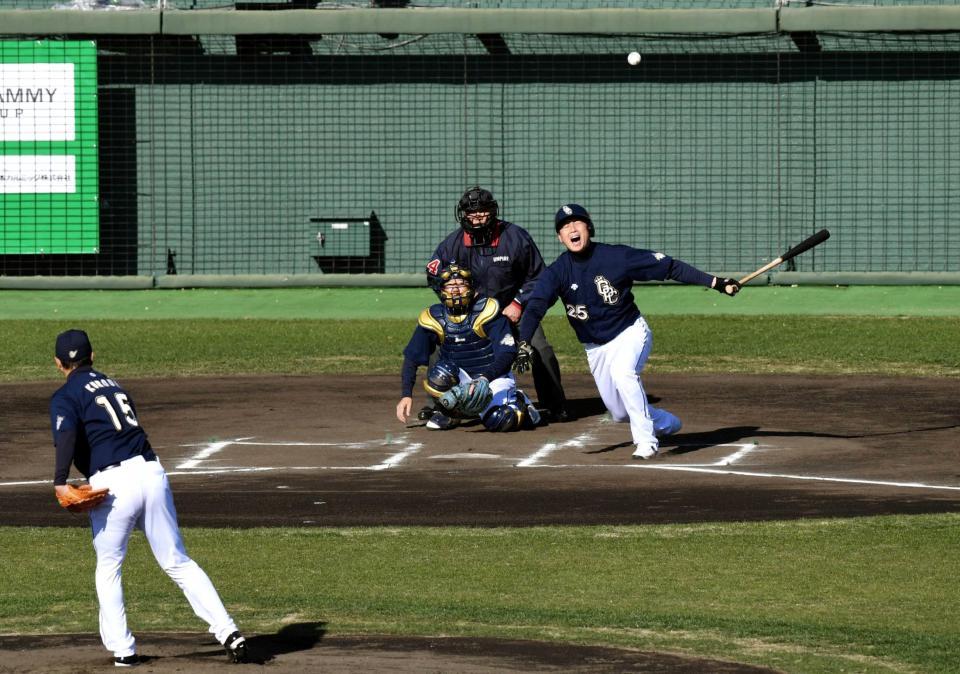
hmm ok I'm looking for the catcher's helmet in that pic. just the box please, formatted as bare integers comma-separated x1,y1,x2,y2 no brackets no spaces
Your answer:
455,186,499,245
437,263,474,314
554,203,595,236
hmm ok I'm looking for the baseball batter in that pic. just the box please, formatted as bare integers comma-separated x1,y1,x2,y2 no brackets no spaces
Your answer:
516,204,740,459
49,329,249,667
396,264,540,431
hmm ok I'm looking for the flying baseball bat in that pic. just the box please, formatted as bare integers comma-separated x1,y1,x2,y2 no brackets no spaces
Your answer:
738,229,830,285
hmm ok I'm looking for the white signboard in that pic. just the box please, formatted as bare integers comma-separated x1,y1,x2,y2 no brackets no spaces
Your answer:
0,155,76,193
0,63,75,141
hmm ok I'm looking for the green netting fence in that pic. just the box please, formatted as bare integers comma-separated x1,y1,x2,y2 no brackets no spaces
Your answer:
1,5,959,280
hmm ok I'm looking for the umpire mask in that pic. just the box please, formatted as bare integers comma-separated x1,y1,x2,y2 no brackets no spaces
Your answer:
455,186,499,246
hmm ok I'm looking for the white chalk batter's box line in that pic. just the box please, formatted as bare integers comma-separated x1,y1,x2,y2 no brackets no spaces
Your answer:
4,435,958,493
159,435,960,493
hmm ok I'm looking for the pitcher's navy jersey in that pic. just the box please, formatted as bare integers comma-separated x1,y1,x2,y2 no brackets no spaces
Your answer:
400,297,517,397
50,366,153,482
518,242,714,346
426,220,546,310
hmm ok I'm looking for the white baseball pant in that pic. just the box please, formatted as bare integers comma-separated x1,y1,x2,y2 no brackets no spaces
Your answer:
585,317,681,447
88,455,239,659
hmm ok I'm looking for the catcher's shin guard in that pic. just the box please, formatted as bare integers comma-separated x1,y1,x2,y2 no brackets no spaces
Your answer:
481,404,522,432
516,389,542,428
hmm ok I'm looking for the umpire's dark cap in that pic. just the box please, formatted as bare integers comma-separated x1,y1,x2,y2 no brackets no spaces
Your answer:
56,329,93,365
555,203,593,231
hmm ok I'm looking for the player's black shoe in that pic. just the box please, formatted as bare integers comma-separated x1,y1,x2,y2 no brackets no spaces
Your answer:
417,405,435,421
544,407,571,423
426,411,459,430
114,654,140,667
222,631,248,663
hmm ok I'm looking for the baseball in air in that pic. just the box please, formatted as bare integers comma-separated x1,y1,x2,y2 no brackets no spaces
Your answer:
627,51,642,66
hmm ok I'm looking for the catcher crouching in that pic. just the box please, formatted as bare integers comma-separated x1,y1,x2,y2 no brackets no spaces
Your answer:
396,264,540,431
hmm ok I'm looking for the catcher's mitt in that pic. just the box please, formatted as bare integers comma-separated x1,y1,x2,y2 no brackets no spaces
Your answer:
56,485,110,513
438,377,493,417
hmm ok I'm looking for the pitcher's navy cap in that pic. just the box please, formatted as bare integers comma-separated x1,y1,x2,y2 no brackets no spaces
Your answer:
55,329,92,364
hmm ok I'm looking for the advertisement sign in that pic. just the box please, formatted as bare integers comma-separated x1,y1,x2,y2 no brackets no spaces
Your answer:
0,42,99,254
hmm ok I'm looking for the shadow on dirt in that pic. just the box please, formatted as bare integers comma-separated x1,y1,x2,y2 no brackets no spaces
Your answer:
244,622,328,665
663,423,960,455
564,395,608,420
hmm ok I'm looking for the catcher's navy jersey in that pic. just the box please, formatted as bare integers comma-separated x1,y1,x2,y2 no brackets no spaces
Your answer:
426,220,546,310
518,242,714,346
400,297,517,396
50,366,153,481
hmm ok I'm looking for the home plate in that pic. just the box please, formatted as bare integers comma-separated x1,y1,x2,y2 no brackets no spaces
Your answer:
429,453,501,460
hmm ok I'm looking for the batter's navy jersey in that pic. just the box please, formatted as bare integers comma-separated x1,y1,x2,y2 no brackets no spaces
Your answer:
518,242,715,346
50,366,153,482
426,220,546,310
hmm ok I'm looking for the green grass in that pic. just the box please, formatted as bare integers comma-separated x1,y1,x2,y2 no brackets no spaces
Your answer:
3,315,959,381
3,286,960,319
2,515,959,673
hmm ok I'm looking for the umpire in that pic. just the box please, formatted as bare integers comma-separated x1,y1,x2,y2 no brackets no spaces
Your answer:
426,186,569,421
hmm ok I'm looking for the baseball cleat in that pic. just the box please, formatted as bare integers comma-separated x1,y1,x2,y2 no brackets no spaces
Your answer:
426,411,459,430
114,654,140,667
222,631,248,663
417,406,435,421
542,407,571,423
632,442,659,460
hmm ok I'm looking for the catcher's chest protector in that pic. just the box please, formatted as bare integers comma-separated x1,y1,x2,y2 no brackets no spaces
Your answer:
433,301,497,375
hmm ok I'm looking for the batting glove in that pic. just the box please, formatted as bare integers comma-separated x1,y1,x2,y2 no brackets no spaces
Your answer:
513,341,534,374
713,277,741,296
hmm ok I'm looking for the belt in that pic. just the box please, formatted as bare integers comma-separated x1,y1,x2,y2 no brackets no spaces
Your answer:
97,454,157,474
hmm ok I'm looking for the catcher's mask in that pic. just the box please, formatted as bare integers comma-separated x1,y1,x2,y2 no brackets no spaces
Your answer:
554,203,595,236
455,186,499,246
438,264,474,314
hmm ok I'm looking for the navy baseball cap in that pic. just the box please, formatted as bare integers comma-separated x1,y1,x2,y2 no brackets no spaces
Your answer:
555,203,593,232
55,329,93,365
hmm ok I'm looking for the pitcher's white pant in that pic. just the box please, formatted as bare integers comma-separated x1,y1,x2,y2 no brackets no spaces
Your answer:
88,455,238,658
585,317,681,447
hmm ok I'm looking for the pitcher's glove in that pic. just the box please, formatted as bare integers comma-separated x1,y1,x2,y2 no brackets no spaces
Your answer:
57,485,110,513
513,341,534,375
713,277,741,296
438,377,493,417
